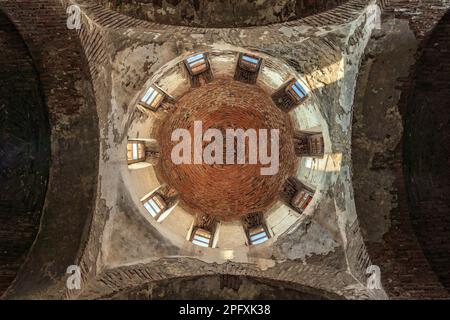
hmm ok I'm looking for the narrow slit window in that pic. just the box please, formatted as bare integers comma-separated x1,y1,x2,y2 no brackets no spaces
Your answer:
127,141,145,163
140,86,164,110
185,53,209,76
286,79,308,102
248,226,270,245
143,193,167,219
191,228,212,247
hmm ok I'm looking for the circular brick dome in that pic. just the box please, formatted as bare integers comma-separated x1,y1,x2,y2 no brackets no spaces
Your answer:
155,79,297,221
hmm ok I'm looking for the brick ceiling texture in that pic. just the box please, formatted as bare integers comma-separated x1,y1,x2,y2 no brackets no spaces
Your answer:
155,79,298,221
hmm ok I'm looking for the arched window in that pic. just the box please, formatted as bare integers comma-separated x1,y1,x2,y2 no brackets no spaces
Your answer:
185,53,209,75
281,177,315,214
286,79,308,103
242,212,271,246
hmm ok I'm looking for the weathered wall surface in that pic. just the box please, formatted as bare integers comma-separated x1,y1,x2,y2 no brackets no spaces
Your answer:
60,0,387,301
404,9,450,292
0,10,50,295
3,0,447,301
98,0,349,27
0,0,99,299
109,274,343,299
352,0,450,299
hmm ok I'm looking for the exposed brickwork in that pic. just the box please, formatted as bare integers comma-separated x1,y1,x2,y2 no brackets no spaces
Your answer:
98,0,350,27
0,10,50,295
110,274,342,299
76,258,373,299
383,0,450,298
68,1,379,300
71,0,373,32
0,0,99,298
0,0,409,300
154,79,297,221
404,9,450,291
353,0,450,299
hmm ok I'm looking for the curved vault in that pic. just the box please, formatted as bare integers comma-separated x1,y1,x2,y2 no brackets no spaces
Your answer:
65,0,387,300
85,0,386,298
2,0,394,300
0,9,50,295
404,10,450,292
2,0,449,301
97,0,350,28
108,275,344,300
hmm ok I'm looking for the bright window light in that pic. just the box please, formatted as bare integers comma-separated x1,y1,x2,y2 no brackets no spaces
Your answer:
186,53,205,64
305,158,313,169
140,86,164,109
249,226,269,245
252,236,269,245
143,194,166,218
185,53,208,75
242,55,259,65
127,141,145,162
132,143,138,160
291,80,307,99
191,228,212,247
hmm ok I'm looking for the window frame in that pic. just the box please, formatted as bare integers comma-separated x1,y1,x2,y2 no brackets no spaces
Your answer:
291,189,314,212
184,52,209,76
190,227,213,248
308,134,324,156
238,53,262,73
127,140,146,164
139,85,165,111
247,225,270,245
142,192,167,220
285,79,309,104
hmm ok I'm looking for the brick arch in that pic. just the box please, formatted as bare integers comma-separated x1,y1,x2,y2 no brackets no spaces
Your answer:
75,258,380,299
96,0,350,28
69,0,373,33
404,9,450,292
105,274,344,300
0,8,50,295
0,1,99,299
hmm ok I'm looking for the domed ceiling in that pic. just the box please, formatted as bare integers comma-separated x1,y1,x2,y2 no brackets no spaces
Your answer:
155,79,297,221
1,0,449,302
